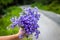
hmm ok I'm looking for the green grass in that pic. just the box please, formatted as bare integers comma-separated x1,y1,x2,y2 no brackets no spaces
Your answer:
0,6,22,36
31,2,60,14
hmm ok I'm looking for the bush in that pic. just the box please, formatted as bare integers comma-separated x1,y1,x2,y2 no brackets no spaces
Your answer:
31,2,60,14
31,2,48,10
0,6,22,36
48,1,60,14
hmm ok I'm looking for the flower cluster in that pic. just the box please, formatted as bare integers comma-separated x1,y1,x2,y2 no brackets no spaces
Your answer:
10,7,40,39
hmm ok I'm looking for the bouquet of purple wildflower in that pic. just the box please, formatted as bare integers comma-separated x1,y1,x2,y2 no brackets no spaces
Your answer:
10,7,40,39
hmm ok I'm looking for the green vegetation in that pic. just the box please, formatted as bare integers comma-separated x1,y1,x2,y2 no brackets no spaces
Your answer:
0,0,14,15
48,1,60,14
31,2,48,10
0,0,13,5
0,6,32,40
31,1,60,14
0,6,22,36
23,37,32,40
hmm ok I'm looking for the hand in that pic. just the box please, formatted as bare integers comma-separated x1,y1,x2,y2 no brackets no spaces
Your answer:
0,28,25,40
17,27,28,38
17,28,25,36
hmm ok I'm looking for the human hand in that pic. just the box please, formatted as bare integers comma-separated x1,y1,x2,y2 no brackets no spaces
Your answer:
17,28,25,36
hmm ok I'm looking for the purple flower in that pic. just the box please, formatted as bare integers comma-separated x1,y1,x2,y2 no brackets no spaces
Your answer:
10,7,40,39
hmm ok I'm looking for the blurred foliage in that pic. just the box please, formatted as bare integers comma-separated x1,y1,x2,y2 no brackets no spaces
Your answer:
0,0,35,15
34,0,60,5
0,6,22,36
31,0,60,14
23,37,32,40
31,2,48,10
5,6,22,17
34,0,52,5
23,0,35,4
48,1,60,14
0,0,14,15
0,0,13,5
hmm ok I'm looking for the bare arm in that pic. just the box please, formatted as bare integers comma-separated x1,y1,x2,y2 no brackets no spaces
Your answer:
0,28,24,40
0,34,20,40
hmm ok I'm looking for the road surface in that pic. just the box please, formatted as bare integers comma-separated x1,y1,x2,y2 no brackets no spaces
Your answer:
20,5,60,40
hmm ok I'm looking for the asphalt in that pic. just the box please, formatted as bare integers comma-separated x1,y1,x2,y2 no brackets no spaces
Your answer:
33,11,60,40
39,10,60,25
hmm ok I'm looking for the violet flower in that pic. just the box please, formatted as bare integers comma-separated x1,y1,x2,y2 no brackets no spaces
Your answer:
10,7,40,39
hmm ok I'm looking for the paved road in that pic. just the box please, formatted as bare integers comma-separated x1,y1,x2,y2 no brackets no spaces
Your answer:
37,12,60,40
20,6,60,40
39,10,60,25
